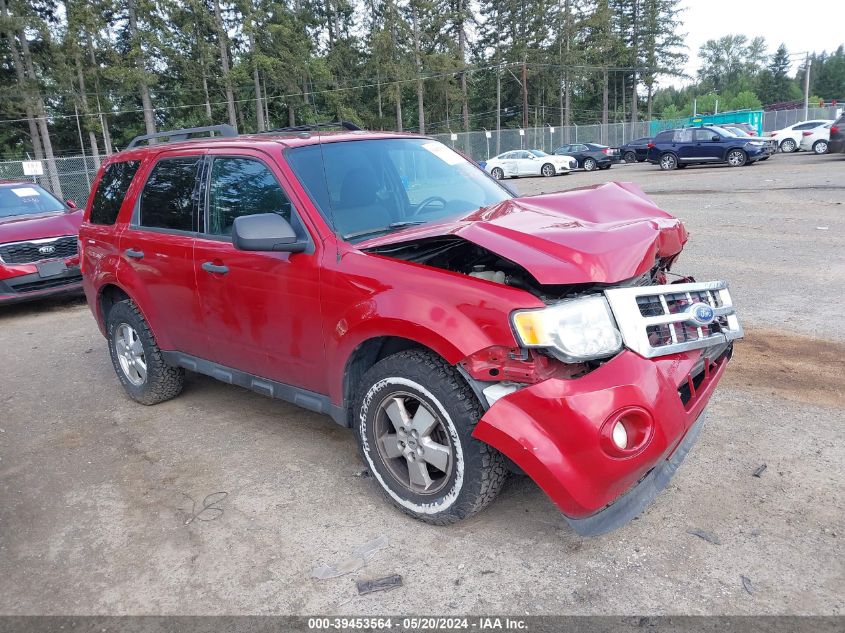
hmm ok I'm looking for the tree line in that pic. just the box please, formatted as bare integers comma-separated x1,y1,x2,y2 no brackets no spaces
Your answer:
1,0,843,175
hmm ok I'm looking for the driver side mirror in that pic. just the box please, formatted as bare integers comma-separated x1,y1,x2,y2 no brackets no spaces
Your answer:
711,135,721,142
232,213,307,253
66,200,77,209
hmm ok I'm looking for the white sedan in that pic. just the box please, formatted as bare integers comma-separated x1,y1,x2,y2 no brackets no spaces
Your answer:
485,150,577,179
799,123,832,154
768,120,833,153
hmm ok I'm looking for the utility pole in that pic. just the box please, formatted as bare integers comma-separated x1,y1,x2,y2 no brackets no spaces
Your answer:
803,55,812,120
521,60,529,131
496,65,501,155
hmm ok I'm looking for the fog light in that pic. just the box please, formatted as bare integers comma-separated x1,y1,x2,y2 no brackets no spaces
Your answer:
612,421,628,449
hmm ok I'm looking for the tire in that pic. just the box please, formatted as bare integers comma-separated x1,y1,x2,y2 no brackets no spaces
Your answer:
780,138,797,153
623,151,637,163
541,163,555,177
659,153,678,170
490,167,504,180
727,149,747,167
106,300,184,405
583,157,597,171
813,140,829,155
354,350,507,524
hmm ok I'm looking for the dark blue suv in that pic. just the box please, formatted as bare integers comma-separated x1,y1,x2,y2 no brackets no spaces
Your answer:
647,126,771,170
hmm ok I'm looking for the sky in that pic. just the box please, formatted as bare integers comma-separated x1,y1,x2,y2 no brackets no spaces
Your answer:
676,0,844,85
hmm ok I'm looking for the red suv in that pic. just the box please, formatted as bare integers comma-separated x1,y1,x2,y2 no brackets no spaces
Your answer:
0,181,83,304
79,124,743,534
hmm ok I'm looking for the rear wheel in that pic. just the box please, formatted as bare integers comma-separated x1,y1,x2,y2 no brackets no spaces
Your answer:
727,149,747,167
583,157,597,171
623,151,637,163
354,350,506,524
490,167,504,180
813,140,829,154
780,138,797,153
659,153,678,170
541,163,555,177
107,300,184,405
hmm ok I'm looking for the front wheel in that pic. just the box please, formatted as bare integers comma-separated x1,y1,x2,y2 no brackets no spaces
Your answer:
354,350,506,524
583,157,597,171
727,149,747,167
541,163,555,177
490,167,504,180
107,300,184,405
623,151,637,163
659,153,678,170
813,140,829,154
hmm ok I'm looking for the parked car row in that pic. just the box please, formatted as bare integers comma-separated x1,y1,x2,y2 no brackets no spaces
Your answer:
482,143,622,179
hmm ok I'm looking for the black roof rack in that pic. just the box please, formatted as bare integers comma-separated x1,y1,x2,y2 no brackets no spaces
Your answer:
260,120,361,134
127,125,237,149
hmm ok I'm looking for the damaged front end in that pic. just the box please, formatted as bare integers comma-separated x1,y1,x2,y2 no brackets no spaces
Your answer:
360,182,743,534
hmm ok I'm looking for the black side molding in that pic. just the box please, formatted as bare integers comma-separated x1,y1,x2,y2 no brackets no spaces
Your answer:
161,351,347,427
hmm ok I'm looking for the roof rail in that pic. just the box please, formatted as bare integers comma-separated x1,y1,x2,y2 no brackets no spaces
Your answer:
126,125,237,149
261,120,362,134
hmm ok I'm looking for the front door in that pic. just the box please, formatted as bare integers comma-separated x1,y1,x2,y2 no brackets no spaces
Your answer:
118,152,207,357
692,129,722,160
192,150,326,394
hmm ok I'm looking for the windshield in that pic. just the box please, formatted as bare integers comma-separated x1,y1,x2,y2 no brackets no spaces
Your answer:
0,184,65,218
711,126,737,137
286,138,512,242
529,150,550,157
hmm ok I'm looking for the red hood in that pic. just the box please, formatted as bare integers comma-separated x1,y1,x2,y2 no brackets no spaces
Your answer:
0,210,83,244
359,182,688,285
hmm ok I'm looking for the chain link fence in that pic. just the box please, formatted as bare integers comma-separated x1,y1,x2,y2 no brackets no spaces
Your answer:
0,105,840,203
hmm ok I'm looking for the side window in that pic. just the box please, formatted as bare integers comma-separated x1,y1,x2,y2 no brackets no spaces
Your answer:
575,144,589,152
139,157,202,232
207,157,293,236
90,160,141,225
794,122,816,130
694,129,715,141
674,129,693,142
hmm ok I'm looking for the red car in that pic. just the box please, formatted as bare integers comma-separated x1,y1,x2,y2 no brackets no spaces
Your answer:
79,124,743,534
0,181,83,305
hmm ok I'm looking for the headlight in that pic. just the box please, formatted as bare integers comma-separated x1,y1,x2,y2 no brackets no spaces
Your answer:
511,295,623,362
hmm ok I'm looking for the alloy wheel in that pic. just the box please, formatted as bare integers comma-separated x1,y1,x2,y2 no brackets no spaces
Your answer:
660,154,677,170
584,158,597,171
781,139,797,153
374,392,453,495
115,323,147,386
814,141,828,154
541,163,555,177
727,150,746,166
491,167,504,180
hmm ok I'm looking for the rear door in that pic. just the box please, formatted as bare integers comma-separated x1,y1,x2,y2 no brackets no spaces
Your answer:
192,149,325,393
119,152,206,356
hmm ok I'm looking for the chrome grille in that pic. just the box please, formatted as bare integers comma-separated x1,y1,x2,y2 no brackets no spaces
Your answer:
604,280,743,358
0,236,78,264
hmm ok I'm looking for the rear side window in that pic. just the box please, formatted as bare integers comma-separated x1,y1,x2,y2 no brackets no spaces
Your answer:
655,131,674,142
90,160,141,225
139,157,202,232
206,157,293,236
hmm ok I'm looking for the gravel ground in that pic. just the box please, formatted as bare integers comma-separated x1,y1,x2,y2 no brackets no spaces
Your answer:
1,151,843,616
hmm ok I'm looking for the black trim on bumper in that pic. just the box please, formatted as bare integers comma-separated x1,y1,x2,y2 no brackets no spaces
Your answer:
0,265,83,304
565,412,707,536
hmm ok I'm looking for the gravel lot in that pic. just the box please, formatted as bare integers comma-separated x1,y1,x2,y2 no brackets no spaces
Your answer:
1,151,843,616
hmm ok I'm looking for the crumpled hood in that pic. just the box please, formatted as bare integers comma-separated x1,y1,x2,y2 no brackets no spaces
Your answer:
359,182,687,285
0,210,83,245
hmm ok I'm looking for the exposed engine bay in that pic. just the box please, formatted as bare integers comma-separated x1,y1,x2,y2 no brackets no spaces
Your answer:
364,235,675,302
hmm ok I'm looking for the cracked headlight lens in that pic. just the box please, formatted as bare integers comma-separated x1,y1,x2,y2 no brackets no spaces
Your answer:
512,295,623,362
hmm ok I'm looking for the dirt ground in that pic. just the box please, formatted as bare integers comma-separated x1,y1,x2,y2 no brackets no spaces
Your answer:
1,152,843,616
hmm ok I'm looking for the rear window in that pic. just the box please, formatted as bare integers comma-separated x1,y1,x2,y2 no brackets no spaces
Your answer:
90,160,141,225
139,157,202,232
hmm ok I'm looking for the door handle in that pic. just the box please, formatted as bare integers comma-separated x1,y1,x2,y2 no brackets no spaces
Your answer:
201,262,229,275
124,248,144,259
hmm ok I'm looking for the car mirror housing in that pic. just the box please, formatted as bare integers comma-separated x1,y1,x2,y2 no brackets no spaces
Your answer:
232,213,307,253
711,135,720,142
66,200,78,209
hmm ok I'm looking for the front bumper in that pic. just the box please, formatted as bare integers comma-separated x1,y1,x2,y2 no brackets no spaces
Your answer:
0,262,83,305
472,346,730,532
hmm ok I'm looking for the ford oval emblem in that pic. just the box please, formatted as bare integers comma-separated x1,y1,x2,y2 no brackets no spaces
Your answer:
687,302,715,326
38,245,56,255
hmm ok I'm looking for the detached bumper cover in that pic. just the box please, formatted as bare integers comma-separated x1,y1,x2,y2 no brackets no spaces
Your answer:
565,412,707,536
472,347,729,531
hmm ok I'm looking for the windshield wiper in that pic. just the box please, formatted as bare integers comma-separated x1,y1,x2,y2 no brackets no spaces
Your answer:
343,221,426,241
